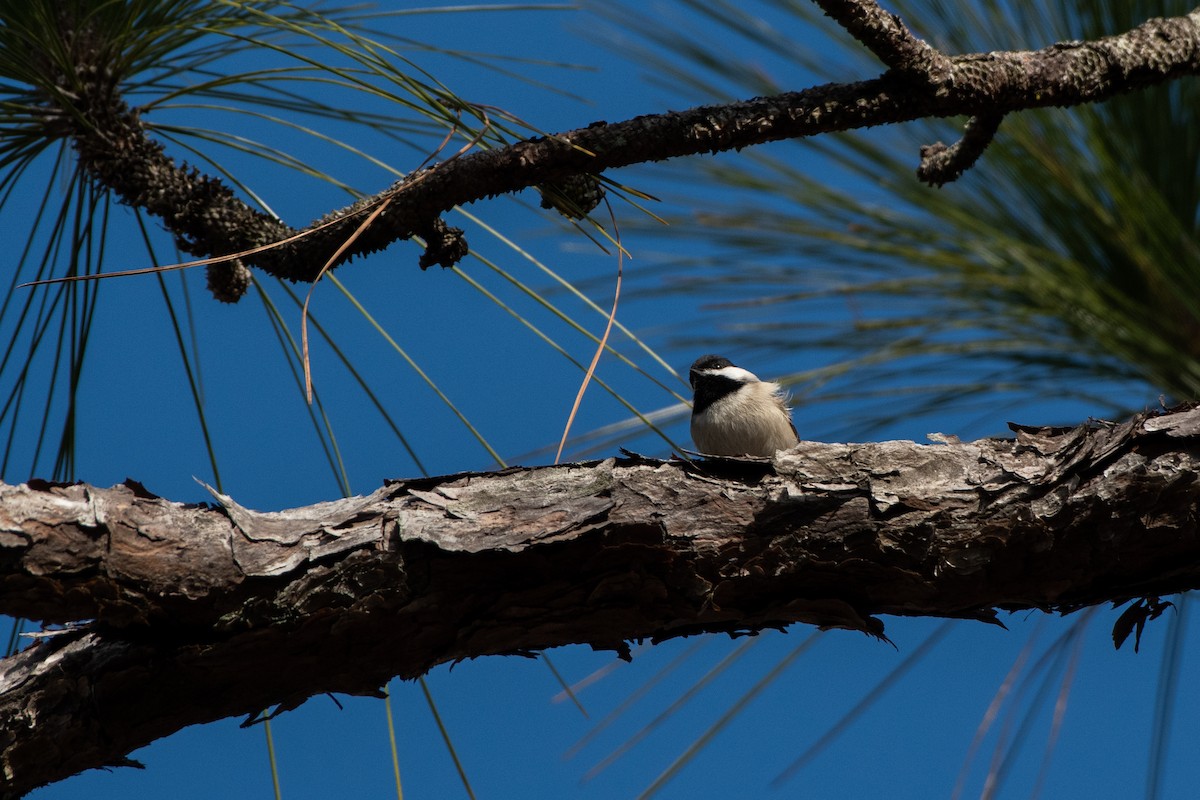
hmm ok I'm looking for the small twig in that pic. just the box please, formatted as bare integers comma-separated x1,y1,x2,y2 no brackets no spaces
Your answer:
917,113,1005,186
813,0,951,79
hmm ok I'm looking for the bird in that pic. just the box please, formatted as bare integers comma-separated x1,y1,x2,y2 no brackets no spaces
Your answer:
688,354,799,456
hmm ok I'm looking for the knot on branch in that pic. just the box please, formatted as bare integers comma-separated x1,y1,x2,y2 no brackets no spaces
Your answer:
538,173,606,219
206,258,252,303
917,113,1004,186
417,218,468,270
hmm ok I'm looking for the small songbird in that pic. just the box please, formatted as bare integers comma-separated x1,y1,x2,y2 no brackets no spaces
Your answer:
689,354,799,456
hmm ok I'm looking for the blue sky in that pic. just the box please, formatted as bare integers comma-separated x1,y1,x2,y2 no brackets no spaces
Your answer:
11,2,1198,798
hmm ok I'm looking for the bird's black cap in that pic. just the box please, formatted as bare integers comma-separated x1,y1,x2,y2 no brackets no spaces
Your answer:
689,354,733,388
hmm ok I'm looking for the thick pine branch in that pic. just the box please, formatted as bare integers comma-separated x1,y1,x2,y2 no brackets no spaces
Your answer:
55,7,1200,289
3,405,1200,795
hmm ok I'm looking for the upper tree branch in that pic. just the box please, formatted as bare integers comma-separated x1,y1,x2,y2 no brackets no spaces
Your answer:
813,0,951,78
58,7,1200,293
4,405,1200,795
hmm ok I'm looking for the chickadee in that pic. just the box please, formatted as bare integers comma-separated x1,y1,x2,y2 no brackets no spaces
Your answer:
689,354,799,456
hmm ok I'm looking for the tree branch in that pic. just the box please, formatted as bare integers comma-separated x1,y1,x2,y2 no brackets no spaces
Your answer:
4,405,1200,795
813,0,951,79
54,7,1200,296
917,112,1005,186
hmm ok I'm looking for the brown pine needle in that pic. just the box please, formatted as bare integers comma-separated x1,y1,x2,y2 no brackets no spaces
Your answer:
301,196,393,403
18,219,349,288
298,110,496,403
554,202,622,464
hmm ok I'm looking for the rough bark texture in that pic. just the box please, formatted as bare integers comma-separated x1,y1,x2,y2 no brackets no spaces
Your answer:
45,4,1200,290
3,405,1200,795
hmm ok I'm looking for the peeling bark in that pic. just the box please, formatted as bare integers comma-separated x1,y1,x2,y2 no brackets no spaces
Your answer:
2,405,1200,795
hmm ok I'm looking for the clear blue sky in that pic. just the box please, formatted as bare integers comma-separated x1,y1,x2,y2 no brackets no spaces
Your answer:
14,2,1198,799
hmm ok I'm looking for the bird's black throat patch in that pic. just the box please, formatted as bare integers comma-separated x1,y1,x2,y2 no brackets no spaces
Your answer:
691,372,743,414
